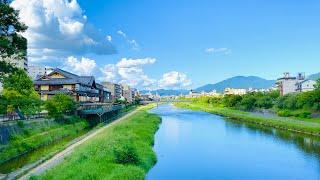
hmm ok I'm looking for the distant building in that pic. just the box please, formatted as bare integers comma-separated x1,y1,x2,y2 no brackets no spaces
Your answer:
131,88,138,102
276,72,305,96
102,82,122,101
296,79,316,93
28,65,53,80
121,84,133,103
33,68,107,102
187,90,201,98
200,90,221,97
224,88,247,95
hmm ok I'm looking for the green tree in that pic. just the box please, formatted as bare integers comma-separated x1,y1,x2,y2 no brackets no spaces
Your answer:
222,95,242,107
45,94,76,121
0,1,27,77
240,94,256,110
255,96,273,109
314,79,320,90
2,69,41,115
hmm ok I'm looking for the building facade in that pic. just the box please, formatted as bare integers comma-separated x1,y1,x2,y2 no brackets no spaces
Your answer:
33,68,109,103
296,79,316,93
102,82,122,101
121,84,133,103
276,73,306,96
224,88,247,95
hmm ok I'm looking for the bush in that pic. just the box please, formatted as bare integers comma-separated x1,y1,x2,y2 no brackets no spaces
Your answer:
114,143,140,165
45,94,76,121
277,110,291,117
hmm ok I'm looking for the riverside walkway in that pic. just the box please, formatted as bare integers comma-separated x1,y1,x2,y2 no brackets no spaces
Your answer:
19,108,139,180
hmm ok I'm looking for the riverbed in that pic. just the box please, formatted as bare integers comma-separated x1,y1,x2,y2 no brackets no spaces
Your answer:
147,104,320,180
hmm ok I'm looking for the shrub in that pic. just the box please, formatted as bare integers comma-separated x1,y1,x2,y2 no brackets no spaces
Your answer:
277,110,291,117
45,94,76,121
17,120,24,128
114,143,140,165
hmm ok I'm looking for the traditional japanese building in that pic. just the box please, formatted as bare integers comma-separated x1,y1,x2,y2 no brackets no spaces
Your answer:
33,68,111,103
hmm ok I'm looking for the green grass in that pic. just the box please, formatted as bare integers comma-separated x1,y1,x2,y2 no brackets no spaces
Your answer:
175,102,320,136
0,121,89,165
0,128,89,174
37,104,161,179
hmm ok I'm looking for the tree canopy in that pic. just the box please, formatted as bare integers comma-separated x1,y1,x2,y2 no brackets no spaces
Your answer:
45,94,77,121
0,1,27,76
2,69,41,115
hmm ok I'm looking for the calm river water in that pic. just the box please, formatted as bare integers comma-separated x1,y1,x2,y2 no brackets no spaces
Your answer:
147,104,320,180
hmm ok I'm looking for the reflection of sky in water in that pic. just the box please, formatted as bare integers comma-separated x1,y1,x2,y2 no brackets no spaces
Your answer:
147,104,320,180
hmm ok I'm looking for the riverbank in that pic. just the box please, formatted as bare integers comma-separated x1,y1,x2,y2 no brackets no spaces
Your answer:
0,105,138,177
31,104,161,179
175,102,320,136
0,119,89,171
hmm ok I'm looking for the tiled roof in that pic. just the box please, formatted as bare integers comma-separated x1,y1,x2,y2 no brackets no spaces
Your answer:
34,68,96,87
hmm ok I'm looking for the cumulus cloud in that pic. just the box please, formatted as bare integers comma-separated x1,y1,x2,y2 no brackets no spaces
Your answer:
117,30,140,50
158,71,192,89
64,56,96,75
106,35,112,42
100,58,156,88
11,0,116,62
205,48,231,55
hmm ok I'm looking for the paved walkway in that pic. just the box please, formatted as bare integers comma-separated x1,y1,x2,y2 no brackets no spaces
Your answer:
19,109,139,180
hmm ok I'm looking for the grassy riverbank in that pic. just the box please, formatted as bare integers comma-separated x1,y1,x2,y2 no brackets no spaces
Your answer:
0,119,89,172
175,102,320,136
36,104,161,179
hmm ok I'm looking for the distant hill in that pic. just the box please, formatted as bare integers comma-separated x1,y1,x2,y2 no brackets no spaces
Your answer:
308,73,320,80
140,89,189,96
196,76,276,93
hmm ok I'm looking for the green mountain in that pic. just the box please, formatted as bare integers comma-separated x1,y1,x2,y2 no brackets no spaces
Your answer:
140,89,189,96
195,76,276,93
308,73,320,80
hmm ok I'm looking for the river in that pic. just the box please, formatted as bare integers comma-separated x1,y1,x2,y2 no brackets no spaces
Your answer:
147,104,320,180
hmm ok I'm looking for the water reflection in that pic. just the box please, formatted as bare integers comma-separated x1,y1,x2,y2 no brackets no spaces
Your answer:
147,104,320,180
224,118,320,158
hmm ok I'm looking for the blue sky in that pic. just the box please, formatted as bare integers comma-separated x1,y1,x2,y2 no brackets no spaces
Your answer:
12,0,320,90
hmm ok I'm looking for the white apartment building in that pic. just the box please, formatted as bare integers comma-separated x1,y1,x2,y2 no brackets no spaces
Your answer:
296,79,316,93
276,73,306,96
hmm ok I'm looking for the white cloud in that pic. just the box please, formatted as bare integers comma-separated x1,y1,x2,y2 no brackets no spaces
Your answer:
116,57,156,68
106,35,112,42
11,0,116,62
158,71,192,89
64,56,96,75
205,48,231,55
117,30,140,50
100,57,156,88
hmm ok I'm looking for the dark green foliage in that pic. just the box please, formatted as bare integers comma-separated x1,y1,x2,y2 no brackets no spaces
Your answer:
114,143,140,165
45,94,77,121
17,120,24,128
239,95,256,110
314,79,320,90
0,2,27,79
222,95,242,107
0,2,27,56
